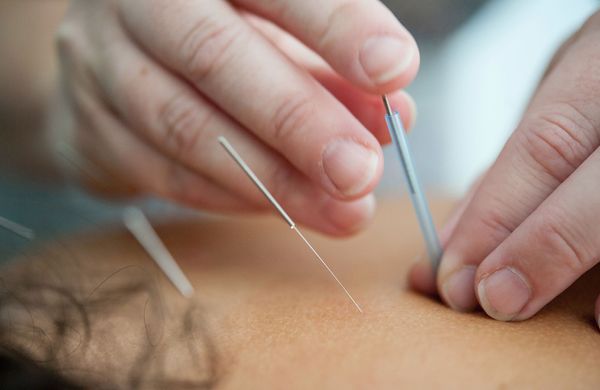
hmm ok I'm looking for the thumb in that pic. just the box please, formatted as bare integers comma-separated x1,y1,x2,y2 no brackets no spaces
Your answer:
437,11,600,313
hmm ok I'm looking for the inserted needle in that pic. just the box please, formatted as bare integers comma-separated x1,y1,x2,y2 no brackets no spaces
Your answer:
0,216,35,240
218,136,362,313
123,207,194,298
382,95,443,272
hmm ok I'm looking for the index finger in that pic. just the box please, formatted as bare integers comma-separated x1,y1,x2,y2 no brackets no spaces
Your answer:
437,13,600,311
118,0,388,200
232,0,419,92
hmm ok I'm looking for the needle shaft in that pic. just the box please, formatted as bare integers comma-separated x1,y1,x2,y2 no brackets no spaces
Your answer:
382,95,443,271
218,136,362,312
0,216,35,240
218,137,294,228
123,207,194,298
293,226,363,312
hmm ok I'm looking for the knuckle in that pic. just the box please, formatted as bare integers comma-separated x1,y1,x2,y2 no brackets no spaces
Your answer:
535,211,593,274
478,205,515,241
520,103,596,182
55,21,82,59
158,92,211,163
473,186,521,239
270,94,315,146
177,16,242,82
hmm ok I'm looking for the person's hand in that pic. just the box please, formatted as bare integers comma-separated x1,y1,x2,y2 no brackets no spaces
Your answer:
410,10,600,328
48,0,418,236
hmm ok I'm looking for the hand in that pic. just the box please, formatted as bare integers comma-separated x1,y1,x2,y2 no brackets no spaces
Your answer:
411,10,600,327
48,0,418,236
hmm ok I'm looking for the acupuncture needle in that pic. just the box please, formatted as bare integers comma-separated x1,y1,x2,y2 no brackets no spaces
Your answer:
218,136,363,313
382,95,443,272
56,142,105,184
0,216,35,240
123,207,194,298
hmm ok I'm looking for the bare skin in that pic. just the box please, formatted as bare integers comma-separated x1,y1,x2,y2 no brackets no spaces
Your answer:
2,199,599,389
3,1,600,330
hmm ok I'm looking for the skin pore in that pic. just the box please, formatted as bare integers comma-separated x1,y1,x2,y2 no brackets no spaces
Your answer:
0,199,599,389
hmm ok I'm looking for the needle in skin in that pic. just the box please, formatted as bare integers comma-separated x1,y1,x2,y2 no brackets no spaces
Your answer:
0,216,35,240
123,207,194,298
218,136,363,313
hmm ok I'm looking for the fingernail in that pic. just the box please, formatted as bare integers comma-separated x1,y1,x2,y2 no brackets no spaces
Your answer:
324,194,376,233
323,140,379,197
359,36,414,85
442,265,478,311
477,267,531,321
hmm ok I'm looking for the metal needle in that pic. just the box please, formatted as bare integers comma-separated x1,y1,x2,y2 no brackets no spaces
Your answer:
382,95,443,272
0,216,35,240
218,136,363,313
123,207,194,298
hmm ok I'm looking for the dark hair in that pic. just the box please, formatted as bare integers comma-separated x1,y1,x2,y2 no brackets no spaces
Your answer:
0,248,219,390
0,347,83,389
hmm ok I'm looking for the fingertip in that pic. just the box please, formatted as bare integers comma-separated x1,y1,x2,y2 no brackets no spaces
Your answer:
321,193,377,236
408,260,437,296
476,266,531,321
440,265,478,312
400,90,417,131
436,250,479,312
310,70,416,144
358,34,420,91
322,140,384,199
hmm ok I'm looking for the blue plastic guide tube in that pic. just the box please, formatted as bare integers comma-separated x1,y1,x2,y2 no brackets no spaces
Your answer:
382,95,442,272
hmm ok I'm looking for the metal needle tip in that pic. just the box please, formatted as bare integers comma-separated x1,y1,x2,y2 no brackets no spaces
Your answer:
382,95,393,116
218,136,362,312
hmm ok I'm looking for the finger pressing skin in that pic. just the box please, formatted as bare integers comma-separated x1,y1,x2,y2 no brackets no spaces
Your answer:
408,259,437,297
409,173,484,296
118,0,384,200
475,148,600,321
233,0,419,92
436,13,600,312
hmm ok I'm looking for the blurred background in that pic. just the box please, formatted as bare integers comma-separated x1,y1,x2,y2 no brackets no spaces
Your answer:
383,0,598,194
0,0,598,258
